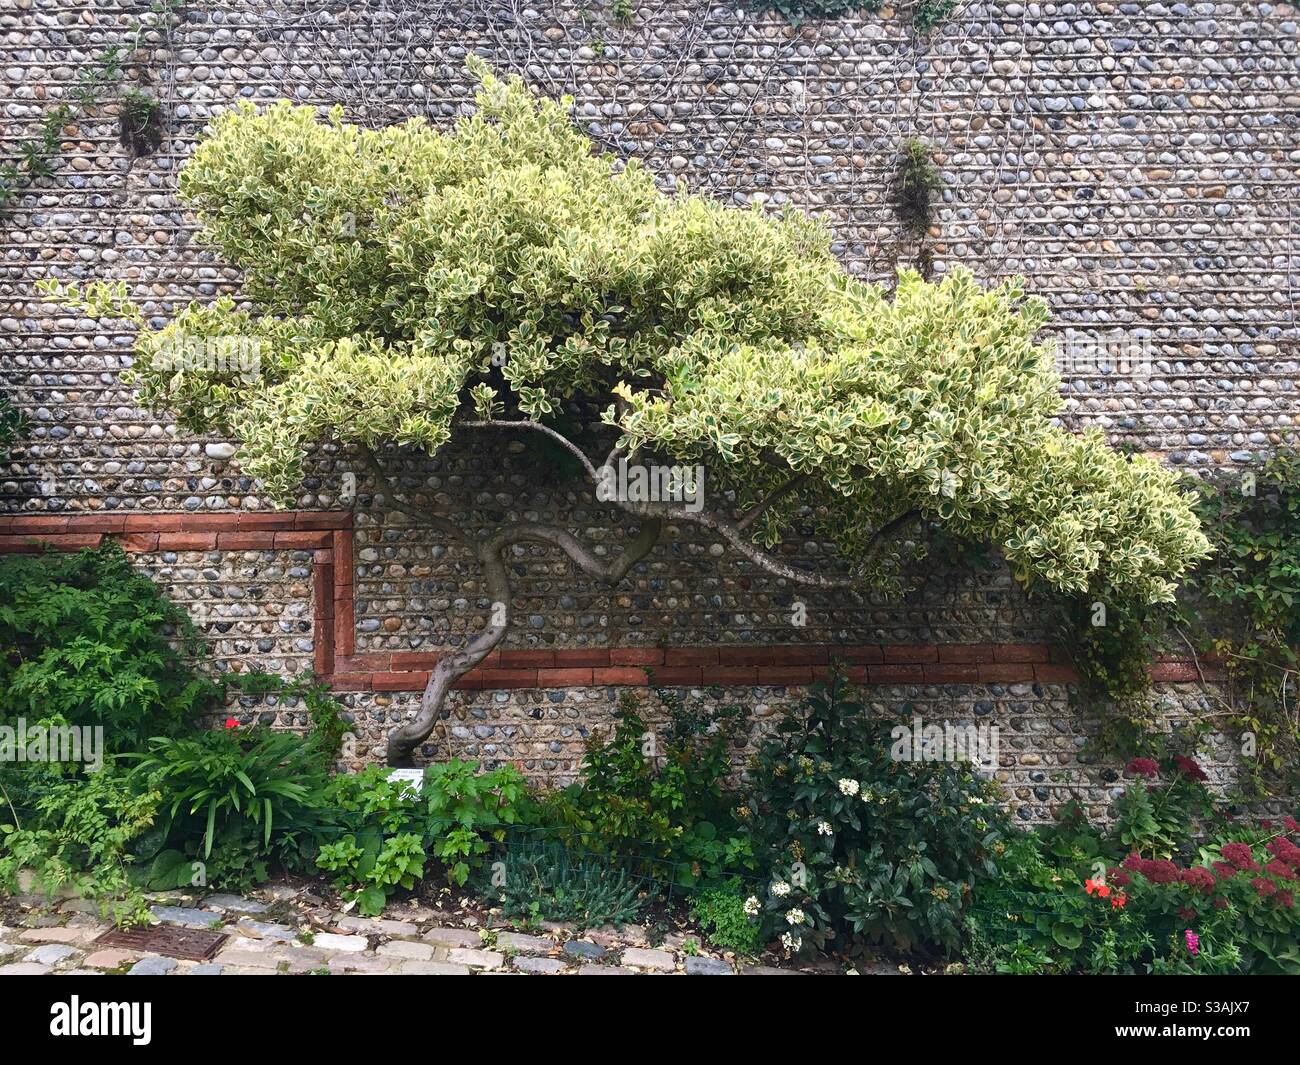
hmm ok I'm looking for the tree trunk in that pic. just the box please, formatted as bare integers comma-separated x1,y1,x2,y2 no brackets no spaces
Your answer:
386,518,661,766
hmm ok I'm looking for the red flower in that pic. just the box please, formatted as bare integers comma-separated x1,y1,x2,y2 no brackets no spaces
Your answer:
1213,897,1228,910
1173,754,1208,782
1212,861,1237,879
1275,890,1295,908
1251,877,1278,898
1111,893,1128,909
1125,757,1159,779
1138,859,1179,885
1108,867,1132,888
1260,819,1274,830
1177,866,1217,894
1219,842,1259,872
1084,878,1111,898
1178,906,1196,921
224,717,240,729
1266,837,1300,868
1264,860,1296,882
1283,816,1300,833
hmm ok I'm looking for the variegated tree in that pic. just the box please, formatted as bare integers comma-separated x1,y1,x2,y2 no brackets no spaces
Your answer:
45,63,1210,764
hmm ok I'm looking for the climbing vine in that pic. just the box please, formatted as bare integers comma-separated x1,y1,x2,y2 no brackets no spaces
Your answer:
0,0,181,216
1056,451,1300,794
0,392,27,463
1175,451,1300,793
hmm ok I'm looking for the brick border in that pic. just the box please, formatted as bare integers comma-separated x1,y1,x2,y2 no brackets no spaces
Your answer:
0,511,1211,693
0,511,354,680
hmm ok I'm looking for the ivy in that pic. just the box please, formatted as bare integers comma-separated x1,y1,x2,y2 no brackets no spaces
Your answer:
1175,452,1300,793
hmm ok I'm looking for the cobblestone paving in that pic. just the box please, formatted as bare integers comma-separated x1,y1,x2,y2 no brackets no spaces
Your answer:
0,885,880,976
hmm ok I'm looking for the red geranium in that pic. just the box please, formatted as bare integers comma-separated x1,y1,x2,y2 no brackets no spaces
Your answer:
224,717,240,729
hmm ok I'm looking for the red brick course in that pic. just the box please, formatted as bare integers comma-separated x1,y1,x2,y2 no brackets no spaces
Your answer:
0,511,1211,695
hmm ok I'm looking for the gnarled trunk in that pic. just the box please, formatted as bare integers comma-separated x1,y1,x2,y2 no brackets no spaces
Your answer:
386,518,661,765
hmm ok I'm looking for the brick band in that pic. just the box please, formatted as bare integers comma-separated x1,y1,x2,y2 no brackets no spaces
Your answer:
0,511,1210,692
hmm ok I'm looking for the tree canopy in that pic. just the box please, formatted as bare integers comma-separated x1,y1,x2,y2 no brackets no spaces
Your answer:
50,60,1208,606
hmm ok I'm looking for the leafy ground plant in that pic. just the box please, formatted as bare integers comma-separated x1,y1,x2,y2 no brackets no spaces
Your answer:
316,759,531,915
127,722,330,892
547,689,753,888
691,879,765,954
475,836,646,927
0,765,158,927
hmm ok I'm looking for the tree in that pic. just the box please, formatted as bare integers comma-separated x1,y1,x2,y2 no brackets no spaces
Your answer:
42,62,1210,765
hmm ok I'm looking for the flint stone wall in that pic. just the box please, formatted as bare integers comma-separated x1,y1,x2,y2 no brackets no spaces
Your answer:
2,1,1296,814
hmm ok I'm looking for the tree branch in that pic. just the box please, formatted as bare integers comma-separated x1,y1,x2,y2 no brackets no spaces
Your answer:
386,514,662,764
736,472,810,531
460,419,600,482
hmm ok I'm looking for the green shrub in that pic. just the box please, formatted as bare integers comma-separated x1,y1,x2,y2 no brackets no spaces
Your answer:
691,879,765,955
0,543,221,750
127,723,330,892
548,689,753,889
741,675,1010,958
475,836,646,928
0,765,158,927
316,759,531,916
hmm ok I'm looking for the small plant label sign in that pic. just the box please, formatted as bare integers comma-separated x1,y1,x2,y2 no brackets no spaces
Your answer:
388,768,424,797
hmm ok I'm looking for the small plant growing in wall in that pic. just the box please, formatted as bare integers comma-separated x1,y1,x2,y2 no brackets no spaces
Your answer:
895,137,944,237
755,0,956,33
119,88,166,158
912,0,958,32
0,1,181,216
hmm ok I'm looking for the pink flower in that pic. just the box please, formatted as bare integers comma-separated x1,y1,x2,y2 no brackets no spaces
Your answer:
1184,930,1199,956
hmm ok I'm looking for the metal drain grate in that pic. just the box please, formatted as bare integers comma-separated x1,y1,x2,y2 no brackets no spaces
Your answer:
96,924,228,961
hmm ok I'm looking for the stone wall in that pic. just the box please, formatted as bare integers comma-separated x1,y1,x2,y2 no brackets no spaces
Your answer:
2,1,1296,814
